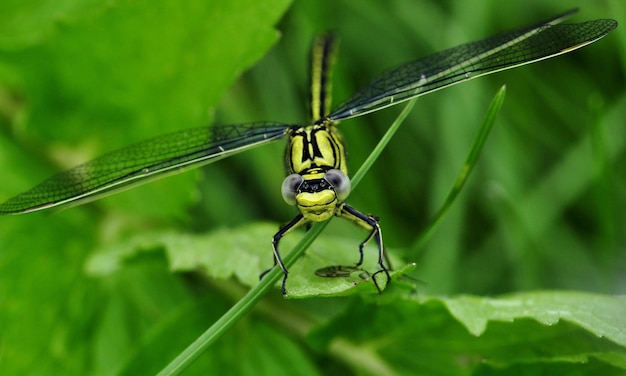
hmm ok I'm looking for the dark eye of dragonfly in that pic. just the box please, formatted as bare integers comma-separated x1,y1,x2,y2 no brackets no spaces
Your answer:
324,169,351,201
281,173,304,205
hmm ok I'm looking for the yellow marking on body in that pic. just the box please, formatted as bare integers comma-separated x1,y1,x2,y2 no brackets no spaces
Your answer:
286,123,347,175
297,191,337,221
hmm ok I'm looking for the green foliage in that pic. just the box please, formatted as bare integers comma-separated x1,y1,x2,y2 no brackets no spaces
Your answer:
309,293,626,375
1,1,625,375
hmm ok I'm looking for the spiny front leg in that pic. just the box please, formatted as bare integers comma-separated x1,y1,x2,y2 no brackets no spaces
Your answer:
337,203,391,292
259,213,309,296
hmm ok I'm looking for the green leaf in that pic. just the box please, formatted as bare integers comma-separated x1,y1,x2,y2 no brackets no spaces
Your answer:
438,292,626,344
308,292,626,375
87,223,277,287
87,222,416,298
1,0,290,219
0,0,104,49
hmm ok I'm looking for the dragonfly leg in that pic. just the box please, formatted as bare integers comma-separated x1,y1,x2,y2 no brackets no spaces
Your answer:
337,204,391,292
260,213,308,296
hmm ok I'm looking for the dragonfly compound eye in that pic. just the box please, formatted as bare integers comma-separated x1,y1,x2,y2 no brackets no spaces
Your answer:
281,173,304,205
324,169,351,201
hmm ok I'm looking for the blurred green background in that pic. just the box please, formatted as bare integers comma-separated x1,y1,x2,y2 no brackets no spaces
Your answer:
0,0,624,374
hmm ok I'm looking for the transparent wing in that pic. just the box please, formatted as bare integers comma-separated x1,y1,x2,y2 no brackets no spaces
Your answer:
328,9,617,122
0,122,290,214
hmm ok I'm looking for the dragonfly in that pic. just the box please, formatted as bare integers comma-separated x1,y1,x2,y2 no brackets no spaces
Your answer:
0,9,617,296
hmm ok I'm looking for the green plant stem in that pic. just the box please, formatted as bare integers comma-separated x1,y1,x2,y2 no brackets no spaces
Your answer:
158,99,418,376
411,85,506,254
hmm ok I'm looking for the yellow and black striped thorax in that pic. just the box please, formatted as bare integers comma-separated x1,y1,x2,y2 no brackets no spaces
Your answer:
285,121,347,177
281,120,350,222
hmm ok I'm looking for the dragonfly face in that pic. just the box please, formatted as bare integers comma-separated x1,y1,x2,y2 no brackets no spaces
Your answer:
282,121,351,222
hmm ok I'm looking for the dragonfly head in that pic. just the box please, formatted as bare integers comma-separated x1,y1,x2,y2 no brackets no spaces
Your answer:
281,169,351,222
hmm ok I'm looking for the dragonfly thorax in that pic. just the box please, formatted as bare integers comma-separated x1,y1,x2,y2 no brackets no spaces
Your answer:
285,123,347,175
282,123,351,221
